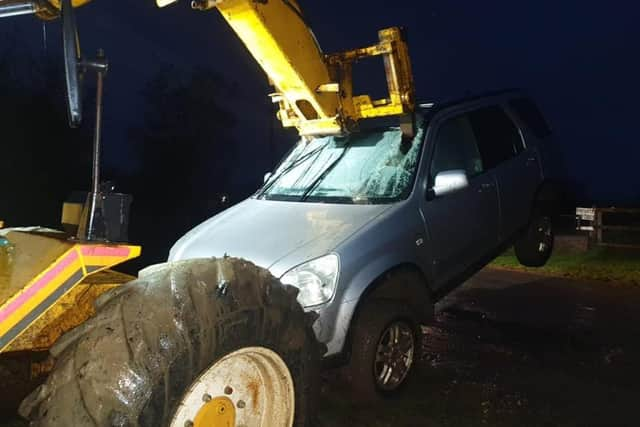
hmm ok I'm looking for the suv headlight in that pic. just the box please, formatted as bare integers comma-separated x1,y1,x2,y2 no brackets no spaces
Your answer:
280,254,339,307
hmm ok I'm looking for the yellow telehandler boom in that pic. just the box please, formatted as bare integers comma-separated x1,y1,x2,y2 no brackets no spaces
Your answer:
188,0,416,137
1,0,416,137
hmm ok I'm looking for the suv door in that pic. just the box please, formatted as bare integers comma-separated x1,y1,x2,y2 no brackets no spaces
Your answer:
468,105,541,240
420,113,500,290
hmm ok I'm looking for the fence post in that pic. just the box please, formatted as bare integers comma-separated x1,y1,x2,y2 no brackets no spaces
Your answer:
596,208,603,246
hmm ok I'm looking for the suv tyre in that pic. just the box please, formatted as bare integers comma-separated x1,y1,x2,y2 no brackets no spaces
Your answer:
515,212,554,267
346,300,420,401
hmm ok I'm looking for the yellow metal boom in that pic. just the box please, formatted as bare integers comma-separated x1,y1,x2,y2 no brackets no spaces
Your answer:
184,0,416,137
4,0,416,136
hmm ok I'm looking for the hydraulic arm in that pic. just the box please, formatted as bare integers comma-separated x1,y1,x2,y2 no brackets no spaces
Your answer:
188,0,416,137
0,0,416,137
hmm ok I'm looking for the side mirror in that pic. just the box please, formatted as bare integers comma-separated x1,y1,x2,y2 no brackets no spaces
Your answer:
264,172,273,184
0,0,102,128
430,170,469,198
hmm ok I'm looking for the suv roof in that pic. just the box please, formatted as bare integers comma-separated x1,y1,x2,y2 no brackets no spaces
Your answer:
418,89,552,138
359,89,549,137
418,88,526,113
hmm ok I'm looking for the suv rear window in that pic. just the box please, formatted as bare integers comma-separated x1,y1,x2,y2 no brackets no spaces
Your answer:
509,97,552,139
468,106,523,170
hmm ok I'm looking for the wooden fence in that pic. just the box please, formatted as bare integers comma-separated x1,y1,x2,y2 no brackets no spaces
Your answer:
576,207,640,249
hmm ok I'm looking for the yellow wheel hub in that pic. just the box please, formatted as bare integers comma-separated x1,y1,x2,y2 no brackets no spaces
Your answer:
194,396,236,427
170,347,295,427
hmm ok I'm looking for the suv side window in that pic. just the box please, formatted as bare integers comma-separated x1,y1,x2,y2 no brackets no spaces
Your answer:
509,97,552,139
430,114,484,183
468,106,524,170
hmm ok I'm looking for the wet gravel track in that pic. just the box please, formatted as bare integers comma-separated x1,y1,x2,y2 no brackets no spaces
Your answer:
319,268,640,426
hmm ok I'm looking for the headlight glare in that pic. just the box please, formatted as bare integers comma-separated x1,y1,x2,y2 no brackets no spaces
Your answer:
280,254,339,307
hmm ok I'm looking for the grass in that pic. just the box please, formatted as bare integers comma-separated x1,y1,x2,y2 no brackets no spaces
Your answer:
491,246,640,286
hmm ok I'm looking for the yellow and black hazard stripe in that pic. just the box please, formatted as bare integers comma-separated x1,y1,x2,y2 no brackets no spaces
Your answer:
0,245,140,353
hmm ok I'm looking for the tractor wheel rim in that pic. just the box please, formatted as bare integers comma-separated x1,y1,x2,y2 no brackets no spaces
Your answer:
170,347,295,427
374,321,415,391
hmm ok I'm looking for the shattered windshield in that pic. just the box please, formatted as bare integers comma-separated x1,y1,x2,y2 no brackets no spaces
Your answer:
258,123,425,204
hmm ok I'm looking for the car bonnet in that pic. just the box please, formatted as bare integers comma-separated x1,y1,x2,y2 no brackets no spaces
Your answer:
169,198,392,275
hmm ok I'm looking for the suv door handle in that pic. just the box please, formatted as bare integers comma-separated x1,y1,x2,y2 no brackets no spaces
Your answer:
526,156,537,165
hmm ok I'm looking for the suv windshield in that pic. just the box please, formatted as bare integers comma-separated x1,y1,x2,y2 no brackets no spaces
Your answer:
258,124,425,204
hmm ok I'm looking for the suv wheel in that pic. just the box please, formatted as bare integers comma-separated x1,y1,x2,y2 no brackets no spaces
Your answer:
346,300,420,401
515,213,554,267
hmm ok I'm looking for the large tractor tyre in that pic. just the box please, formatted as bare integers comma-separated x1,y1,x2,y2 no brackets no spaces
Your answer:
346,299,421,402
20,258,323,427
515,212,554,267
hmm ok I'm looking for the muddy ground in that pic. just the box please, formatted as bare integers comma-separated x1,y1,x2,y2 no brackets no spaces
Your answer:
3,268,640,426
318,268,640,426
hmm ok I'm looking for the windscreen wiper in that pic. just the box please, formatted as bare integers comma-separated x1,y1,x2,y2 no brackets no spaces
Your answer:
257,140,330,198
299,141,352,202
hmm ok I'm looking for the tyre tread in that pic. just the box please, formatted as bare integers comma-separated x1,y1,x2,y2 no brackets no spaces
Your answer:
20,258,321,427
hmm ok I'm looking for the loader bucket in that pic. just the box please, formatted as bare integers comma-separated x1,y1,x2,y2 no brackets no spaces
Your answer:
0,230,140,354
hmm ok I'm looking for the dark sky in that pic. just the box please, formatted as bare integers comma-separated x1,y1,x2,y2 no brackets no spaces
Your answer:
2,0,639,203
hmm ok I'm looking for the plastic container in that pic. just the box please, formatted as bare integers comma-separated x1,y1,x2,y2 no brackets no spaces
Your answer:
76,192,133,243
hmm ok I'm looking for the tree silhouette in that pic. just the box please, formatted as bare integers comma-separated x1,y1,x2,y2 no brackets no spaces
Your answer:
0,43,268,272
0,44,244,271
0,43,91,228
120,65,240,270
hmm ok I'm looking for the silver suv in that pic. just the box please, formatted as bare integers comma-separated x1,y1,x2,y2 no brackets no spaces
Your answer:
169,90,555,399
